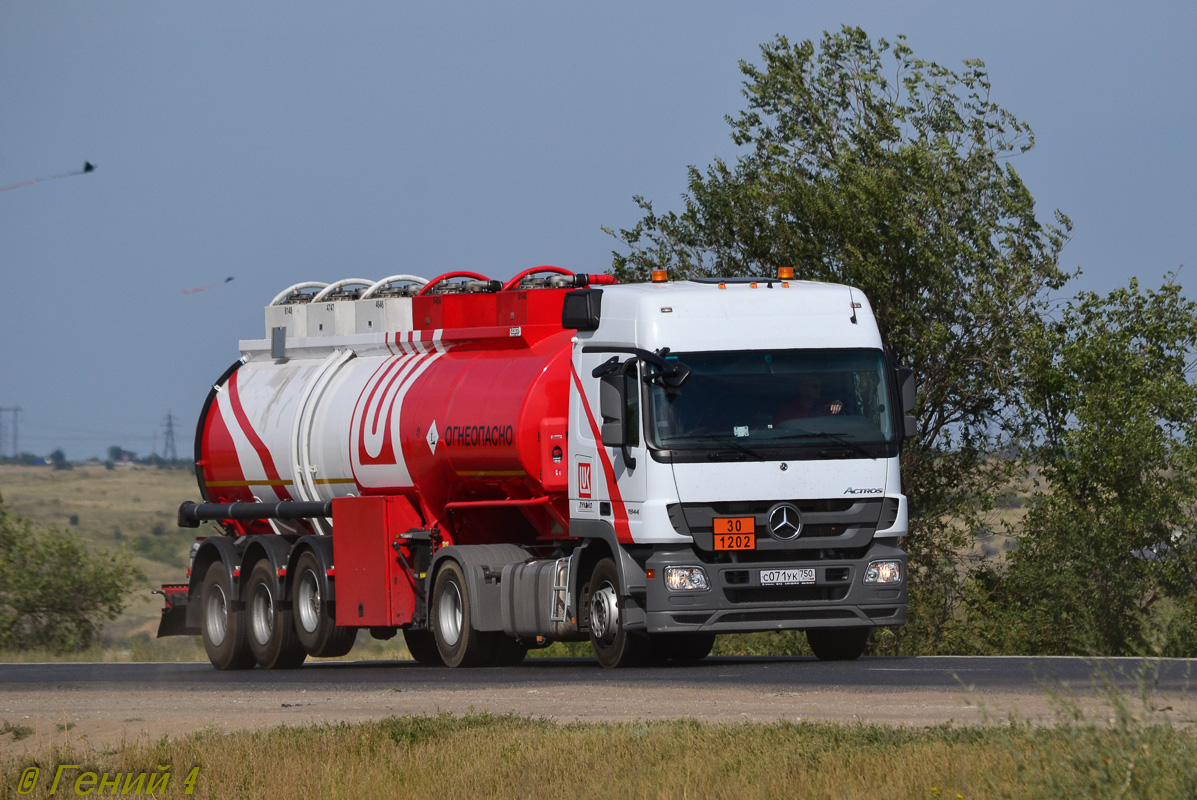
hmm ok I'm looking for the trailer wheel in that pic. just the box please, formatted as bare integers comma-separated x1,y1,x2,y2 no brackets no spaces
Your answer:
806,627,869,661
200,561,255,670
402,629,444,666
431,560,492,668
292,551,357,658
246,561,307,669
586,558,648,668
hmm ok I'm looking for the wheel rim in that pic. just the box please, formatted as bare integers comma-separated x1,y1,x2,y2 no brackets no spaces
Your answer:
437,580,463,647
590,581,619,646
296,569,321,635
205,583,228,647
251,582,274,646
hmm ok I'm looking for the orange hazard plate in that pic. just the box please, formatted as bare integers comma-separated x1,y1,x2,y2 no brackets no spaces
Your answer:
713,517,756,550
714,532,756,550
713,517,755,535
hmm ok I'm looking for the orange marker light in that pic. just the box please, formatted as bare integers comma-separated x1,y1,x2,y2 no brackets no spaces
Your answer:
646,569,656,580
778,267,795,279
651,269,668,283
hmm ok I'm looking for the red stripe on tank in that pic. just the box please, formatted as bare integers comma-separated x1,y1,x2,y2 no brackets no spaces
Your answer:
227,371,293,501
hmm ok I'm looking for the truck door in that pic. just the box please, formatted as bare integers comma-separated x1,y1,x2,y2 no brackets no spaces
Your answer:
570,349,647,542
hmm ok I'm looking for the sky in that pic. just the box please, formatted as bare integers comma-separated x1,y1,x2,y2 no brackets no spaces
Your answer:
2,2,1195,460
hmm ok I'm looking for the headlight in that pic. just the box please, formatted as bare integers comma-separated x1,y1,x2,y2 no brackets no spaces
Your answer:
864,560,903,584
664,566,710,591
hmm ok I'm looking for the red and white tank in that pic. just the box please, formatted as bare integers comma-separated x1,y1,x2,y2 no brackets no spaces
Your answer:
195,269,611,544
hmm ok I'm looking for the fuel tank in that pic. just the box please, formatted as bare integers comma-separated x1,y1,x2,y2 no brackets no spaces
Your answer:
195,271,595,544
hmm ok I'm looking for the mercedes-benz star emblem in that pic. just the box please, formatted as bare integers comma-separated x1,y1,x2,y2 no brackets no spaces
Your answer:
767,503,803,540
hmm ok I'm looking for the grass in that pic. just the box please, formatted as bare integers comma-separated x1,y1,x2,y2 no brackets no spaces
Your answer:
4,709,1196,799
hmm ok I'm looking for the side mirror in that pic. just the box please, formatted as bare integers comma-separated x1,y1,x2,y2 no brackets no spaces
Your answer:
599,374,626,447
897,366,917,440
897,367,916,413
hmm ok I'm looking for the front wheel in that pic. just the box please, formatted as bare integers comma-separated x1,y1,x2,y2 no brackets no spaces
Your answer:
649,632,716,664
806,627,869,661
200,561,255,670
430,561,492,668
586,558,649,668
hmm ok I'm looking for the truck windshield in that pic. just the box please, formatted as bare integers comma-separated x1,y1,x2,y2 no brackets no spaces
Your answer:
646,349,895,451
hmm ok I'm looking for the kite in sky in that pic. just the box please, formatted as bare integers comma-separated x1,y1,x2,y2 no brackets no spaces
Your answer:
183,276,235,295
0,161,96,192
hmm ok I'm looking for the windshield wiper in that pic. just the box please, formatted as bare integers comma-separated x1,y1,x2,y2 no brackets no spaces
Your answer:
770,428,876,459
660,434,767,461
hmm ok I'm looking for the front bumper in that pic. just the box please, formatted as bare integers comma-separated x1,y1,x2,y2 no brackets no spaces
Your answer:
643,541,906,633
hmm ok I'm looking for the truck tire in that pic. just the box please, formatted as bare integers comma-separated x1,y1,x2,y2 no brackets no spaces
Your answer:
586,558,649,668
649,632,716,664
291,551,357,658
489,634,528,667
431,560,492,668
201,561,255,670
806,627,869,661
246,561,307,669
402,628,444,666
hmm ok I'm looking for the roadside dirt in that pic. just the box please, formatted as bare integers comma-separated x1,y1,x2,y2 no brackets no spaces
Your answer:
5,679,1195,759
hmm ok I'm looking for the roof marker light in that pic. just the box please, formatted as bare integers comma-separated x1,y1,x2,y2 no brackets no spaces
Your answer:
651,269,668,283
778,267,794,279
750,282,758,288
719,282,726,290
660,307,673,313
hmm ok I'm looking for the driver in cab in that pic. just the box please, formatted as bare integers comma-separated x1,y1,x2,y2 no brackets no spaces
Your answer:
776,375,844,422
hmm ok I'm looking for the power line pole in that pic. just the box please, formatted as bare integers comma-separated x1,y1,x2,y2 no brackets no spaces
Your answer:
0,406,19,458
0,408,8,457
163,411,178,462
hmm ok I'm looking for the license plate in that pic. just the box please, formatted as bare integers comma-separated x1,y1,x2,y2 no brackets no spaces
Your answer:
760,568,816,586
713,517,755,534
715,532,756,551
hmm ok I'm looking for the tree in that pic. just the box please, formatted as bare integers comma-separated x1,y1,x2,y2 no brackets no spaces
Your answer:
605,27,1072,651
968,278,1197,655
48,448,72,471
0,493,142,652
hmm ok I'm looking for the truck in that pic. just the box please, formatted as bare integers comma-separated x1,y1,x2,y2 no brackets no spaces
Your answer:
157,266,915,669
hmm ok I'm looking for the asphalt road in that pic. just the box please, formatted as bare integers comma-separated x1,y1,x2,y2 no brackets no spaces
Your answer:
2,655,1194,694
4,655,1195,755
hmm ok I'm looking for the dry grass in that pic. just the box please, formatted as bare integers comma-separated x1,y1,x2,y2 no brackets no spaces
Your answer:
4,712,1196,799
0,464,423,663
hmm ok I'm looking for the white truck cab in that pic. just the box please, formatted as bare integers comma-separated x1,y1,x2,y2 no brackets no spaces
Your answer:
564,276,912,664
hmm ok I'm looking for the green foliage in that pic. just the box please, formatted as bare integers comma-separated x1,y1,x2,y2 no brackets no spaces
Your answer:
0,493,143,652
1,720,34,740
48,448,73,471
606,27,1071,652
967,279,1197,655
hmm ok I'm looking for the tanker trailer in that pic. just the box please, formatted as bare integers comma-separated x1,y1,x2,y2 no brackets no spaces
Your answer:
158,266,916,669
